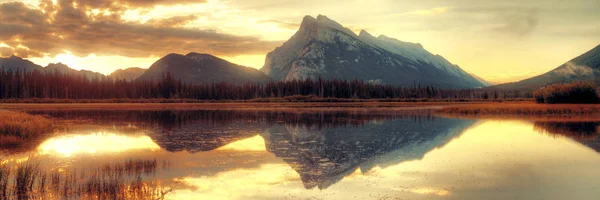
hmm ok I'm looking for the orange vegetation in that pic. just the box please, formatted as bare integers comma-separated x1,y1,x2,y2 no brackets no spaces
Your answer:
533,81,599,104
438,102,600,116
0,110,52,147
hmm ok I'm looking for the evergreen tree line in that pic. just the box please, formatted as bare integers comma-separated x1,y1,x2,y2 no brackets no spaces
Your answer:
0,69,532,100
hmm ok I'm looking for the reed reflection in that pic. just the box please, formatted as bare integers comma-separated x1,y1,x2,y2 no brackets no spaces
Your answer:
534,121,600,152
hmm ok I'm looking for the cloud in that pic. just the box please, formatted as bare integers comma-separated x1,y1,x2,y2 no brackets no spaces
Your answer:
0,46,12,57
403,7,449,16
257,19,299,30
146,14,199,27
0,0,280,58
554,62,593,76
75,0,208,9
493,9,539,37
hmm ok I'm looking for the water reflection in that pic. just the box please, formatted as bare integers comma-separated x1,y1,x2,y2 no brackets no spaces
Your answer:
261,117,474,189
1,109,599,199
534,121,600,153
38,132,161,157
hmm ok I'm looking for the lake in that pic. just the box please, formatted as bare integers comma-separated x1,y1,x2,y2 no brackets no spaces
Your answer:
1,108,600,200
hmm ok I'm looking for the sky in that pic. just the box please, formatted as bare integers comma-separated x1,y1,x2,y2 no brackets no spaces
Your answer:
0,0,598,84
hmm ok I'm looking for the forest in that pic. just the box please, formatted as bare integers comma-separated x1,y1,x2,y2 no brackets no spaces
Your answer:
0,69,531,101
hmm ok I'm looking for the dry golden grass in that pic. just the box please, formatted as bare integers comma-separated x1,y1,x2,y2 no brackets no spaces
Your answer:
438,102,600,116
0,110,52,147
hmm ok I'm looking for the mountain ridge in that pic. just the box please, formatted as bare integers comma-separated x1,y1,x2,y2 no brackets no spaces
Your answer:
494,44,600,89
1,56,105,79
260,15,486,88
109,67,146,80
136,52,272,84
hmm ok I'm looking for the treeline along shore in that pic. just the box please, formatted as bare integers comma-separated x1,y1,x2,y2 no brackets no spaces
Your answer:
0,69,530,102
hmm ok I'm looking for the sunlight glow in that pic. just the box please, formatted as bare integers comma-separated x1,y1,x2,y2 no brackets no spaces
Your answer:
37,132,161,157
411,188,451,196
30,54,158,74
0,156,30,166
171,164,300,199
216,135,266,151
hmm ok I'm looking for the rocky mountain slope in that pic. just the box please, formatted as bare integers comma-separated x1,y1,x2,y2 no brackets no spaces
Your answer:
495,44,600,89
260,15,485,88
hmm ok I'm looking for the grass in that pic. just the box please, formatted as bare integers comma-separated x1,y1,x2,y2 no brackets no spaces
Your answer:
0,110,52,147
0,166,9,199
437,102,600,116
0,159,170,200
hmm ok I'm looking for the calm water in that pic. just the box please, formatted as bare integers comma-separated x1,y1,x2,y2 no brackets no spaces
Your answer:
1,109,600,200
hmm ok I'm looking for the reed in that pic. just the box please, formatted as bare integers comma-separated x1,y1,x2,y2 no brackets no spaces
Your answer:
0,110,52,147
438,102,600,116
0,165,9,199
0,159,169,199
14,161,39,198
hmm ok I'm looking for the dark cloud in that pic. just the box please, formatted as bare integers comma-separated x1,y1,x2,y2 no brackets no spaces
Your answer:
0,0,280,58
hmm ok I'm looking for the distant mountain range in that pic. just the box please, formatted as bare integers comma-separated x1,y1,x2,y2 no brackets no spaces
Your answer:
470,73,493,86
136,53,271,84
109,67,146,80
0,55,104,79
260,15,486,88
4,15,596,89
495,44,600,89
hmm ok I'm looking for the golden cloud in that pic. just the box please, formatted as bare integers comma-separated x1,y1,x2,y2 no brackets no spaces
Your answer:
0,0,281,58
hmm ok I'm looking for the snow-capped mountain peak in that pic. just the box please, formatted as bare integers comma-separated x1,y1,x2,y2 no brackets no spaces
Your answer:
260,15,485,88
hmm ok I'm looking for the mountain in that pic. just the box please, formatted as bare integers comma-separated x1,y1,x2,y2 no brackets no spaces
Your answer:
470,73,493,86
260,15,485,88
1,55,105,79
45,63,105,79
495,44,600,89
137,53,271,84
109,67,146,80
0,55,44,71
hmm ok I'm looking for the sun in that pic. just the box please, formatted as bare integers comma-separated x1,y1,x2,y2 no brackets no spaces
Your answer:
53,51,84,70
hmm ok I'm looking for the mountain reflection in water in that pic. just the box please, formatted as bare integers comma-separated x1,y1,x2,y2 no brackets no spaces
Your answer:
1,109,598,200
261,117,474,189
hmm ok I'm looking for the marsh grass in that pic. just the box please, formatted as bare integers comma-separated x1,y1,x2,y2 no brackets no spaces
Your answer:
14,162,39,198
0,110,52,147
438,102,600,116
0,166,9,199
0,159,170,200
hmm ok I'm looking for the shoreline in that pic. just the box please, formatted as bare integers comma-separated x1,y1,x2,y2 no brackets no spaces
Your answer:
2,102,600,117
0,102,465,111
